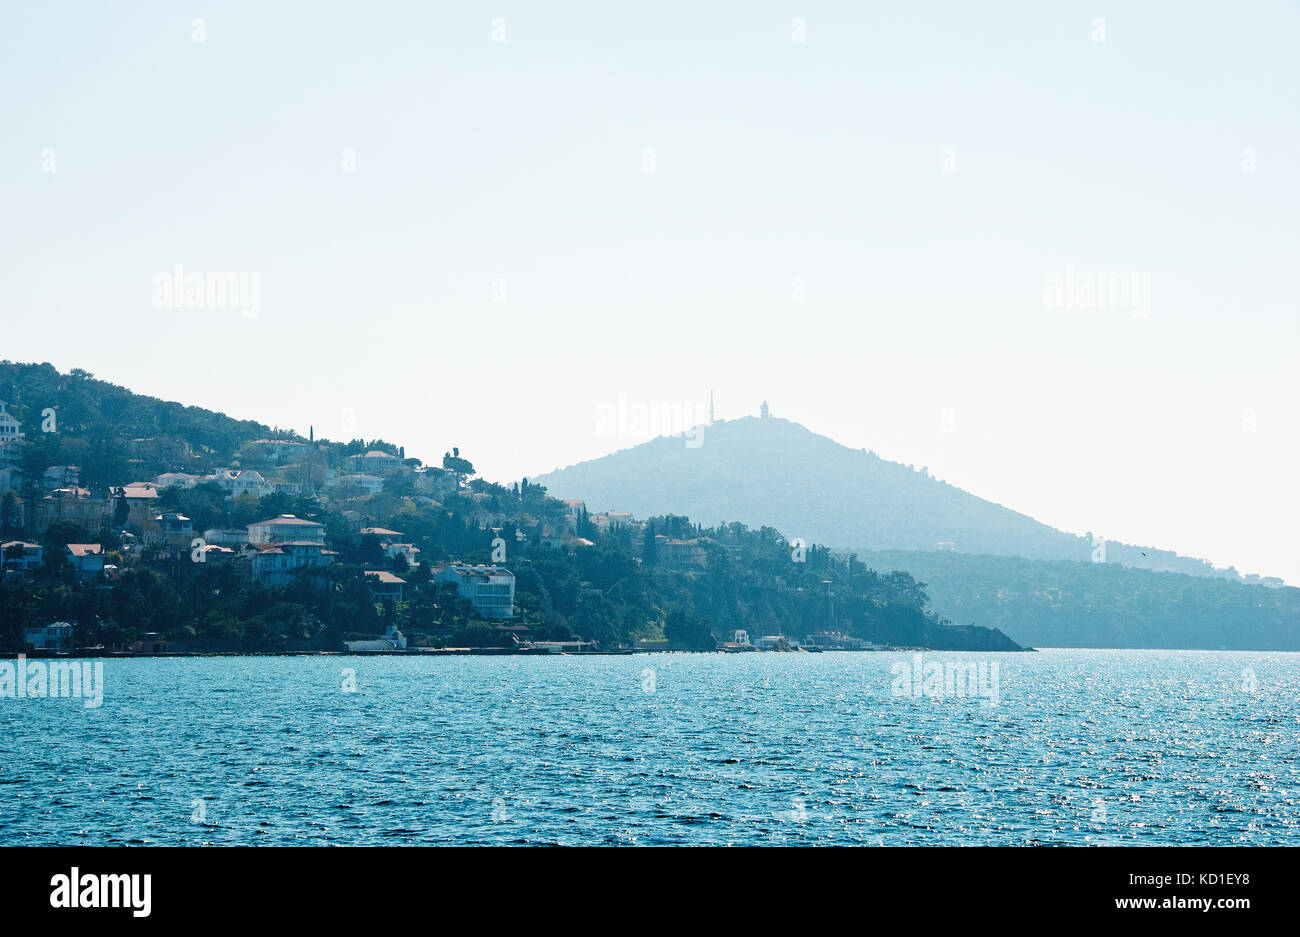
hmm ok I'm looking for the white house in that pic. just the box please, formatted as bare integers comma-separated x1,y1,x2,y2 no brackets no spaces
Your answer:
434,564,515,620
247,514,326,545
24,621,74,651
208,468,273,499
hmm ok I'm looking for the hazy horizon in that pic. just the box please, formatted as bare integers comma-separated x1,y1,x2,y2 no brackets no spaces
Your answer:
3,2,1296,584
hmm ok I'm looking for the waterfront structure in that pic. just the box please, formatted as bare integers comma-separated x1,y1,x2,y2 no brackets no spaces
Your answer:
344,624,407,652
24,621,74,651
528,638,596,653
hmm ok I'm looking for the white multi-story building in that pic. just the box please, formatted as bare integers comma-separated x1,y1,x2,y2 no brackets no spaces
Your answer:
248,514,326,545
434,564,515,620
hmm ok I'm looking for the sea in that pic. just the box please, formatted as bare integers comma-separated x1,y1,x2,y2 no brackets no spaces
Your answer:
2,649,1296,845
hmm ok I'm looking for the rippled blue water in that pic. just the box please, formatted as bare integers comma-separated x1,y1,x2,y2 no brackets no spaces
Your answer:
2,649,1297,845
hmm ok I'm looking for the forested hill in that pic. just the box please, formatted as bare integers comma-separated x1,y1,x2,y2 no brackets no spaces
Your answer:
533,415,1240,580
0,361,270,487
856,550,1300,651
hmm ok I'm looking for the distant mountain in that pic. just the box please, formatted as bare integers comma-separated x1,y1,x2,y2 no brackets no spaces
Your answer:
533,415,1235,579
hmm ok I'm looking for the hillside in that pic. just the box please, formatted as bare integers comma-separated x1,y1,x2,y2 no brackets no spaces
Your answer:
0,363,1020,653
0,361,272,487
532,415,1239,579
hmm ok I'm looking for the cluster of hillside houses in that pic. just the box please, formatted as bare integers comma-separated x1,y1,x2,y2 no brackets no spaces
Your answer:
1,401,723,646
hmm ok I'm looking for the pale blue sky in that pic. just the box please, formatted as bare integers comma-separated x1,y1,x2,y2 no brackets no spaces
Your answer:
2,2,1297,582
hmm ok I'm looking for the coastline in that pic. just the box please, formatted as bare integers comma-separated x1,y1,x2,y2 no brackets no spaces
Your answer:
14,645,1037,658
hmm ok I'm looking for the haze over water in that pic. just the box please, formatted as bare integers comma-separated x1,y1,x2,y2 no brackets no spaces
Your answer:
4,650,1296,846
